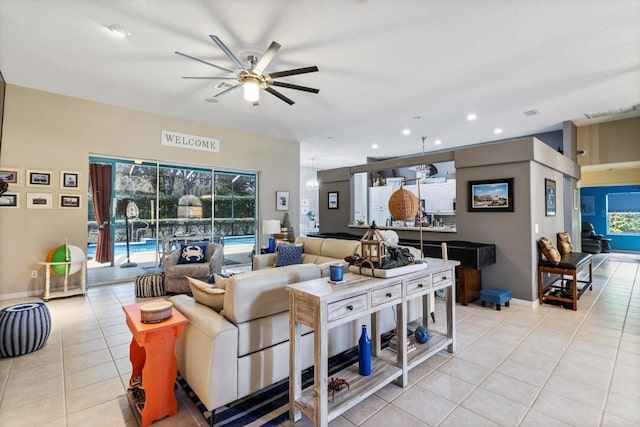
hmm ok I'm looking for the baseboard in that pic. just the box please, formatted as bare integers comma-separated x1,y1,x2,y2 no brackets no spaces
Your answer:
509,297,539,309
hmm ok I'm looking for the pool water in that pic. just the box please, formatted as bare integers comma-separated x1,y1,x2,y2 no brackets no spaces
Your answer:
86,236,255,258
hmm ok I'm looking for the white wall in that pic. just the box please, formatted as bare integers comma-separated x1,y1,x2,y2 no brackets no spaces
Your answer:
0,85,300,299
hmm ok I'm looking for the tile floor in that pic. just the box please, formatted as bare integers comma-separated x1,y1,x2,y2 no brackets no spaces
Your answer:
0,253,638,427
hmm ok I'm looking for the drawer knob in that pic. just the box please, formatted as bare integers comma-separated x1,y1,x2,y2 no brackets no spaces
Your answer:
346,305,354,311
386,292,392,298
418,284,424,288
442,276,447,280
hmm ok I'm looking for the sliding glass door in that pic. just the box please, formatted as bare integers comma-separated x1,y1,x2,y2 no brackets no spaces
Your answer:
87,157,256,282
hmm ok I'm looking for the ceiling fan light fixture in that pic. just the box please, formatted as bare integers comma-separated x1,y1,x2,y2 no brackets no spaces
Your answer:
243,79,260,103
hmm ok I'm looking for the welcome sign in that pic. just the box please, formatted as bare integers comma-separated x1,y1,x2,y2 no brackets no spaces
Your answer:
161,130,220,153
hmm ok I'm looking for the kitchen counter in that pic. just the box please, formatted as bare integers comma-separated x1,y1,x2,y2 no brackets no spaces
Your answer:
347,224,457,233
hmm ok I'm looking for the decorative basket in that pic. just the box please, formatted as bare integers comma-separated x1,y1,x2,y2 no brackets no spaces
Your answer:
388,188,419,221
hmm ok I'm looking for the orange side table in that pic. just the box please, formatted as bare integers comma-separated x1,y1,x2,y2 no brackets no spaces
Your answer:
122,301,188,427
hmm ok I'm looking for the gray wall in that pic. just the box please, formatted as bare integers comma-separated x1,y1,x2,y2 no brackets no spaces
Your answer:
319,137,581,303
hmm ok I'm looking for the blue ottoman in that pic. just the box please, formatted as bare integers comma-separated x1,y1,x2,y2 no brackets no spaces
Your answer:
0,302,52,357
479,288,512,311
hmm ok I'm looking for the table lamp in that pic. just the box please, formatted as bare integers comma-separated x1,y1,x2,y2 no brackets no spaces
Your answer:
263,219,281,253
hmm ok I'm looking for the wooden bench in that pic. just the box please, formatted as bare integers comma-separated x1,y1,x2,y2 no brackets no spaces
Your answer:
538,252,592,311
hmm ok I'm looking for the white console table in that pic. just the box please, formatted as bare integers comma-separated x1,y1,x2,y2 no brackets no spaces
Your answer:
39,259,87,301
287,258,458,426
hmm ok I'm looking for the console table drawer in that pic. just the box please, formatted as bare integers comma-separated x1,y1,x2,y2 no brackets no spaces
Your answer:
371,283,402,307
433,270,453,287
327,294,368,322
406,276,433,295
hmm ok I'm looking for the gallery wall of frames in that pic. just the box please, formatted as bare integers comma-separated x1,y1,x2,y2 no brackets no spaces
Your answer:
0,167,83,210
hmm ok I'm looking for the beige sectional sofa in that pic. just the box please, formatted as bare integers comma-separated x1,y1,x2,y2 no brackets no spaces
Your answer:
252,235,361,274
169,235,422,416
170,264,322,414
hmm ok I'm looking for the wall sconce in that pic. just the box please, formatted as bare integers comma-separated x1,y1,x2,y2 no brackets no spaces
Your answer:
262,219,281,253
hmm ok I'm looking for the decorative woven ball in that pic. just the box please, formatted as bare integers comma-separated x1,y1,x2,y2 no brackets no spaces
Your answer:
414,326,430,344
45,244,85,276
388,188,419,220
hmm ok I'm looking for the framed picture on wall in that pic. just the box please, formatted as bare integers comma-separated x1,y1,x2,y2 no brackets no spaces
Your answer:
27,170,53,187
0,193,19,208
0,168,20,185
59,194,81,209
60,170,80,189
328,191,339,209
26,192,53,209
276,191,289,211
467,178,514,212
545,178,556,216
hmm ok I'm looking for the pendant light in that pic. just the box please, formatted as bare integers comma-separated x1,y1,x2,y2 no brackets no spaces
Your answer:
305,158,319,191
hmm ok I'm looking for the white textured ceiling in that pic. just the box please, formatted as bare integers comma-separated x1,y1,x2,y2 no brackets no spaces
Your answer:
1,0,639,169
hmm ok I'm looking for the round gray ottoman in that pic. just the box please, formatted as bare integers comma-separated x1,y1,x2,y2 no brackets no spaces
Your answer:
0,302,52,357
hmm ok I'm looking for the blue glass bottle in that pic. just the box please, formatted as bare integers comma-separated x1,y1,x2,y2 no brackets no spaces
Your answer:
358,325,371,376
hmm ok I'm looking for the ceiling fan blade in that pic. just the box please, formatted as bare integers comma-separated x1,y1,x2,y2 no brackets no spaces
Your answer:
210,35,245,70
270,81,319,94
175,51,235,74
181,76,237,80
266,66,319,79
214,84,241,98
264,87,295,105
254,41,281,74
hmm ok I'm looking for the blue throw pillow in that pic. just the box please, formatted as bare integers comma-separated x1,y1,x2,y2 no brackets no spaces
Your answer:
177,243,208,264
275,244,303,267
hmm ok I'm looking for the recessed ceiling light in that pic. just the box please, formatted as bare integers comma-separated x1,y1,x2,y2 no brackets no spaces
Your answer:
107,25,130,38
494,128,503,134
372,144,379,149
402,129,411,135
434,139,442,145
412,115,421,120
204,97,219,103
466,113,477,121
524,109,539,116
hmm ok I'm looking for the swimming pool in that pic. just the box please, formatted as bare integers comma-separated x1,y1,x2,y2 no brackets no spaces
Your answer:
86,235,255,258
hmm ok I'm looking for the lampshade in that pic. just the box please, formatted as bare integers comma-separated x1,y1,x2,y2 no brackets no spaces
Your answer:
262,219,281,235
388,188,419,220
243,80,260,103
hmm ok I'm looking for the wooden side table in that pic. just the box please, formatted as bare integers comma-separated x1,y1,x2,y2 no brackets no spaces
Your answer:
122,301,188,427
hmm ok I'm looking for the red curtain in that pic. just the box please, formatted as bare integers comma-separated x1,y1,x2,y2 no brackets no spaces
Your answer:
89,163,113,263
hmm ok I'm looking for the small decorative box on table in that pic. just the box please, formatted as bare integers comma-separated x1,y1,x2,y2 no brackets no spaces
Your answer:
479,287,512,310
122,300,187,427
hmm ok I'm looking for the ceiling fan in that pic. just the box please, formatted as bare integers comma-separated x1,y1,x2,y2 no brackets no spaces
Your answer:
176,35,319,105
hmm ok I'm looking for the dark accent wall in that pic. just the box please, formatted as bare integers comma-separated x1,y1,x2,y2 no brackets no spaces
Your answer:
580,185,640,252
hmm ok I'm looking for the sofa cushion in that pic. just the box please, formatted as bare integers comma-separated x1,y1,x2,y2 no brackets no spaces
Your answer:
275,244,304,267
223,263,321,324
295,236,324,255
164,262,210,279
177,242,208,264
538,237,561,265
320,238,361,259
186,276,225,311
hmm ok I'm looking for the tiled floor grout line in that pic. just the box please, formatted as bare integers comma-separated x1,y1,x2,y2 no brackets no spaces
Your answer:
600,262,638,427
517,257,621,426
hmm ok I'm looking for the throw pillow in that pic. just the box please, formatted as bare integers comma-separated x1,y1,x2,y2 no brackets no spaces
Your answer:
177,242,208,264
557,232,573,255
186,276,225,311
211,273,231,290
275,244,304,267
538,237,561,265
